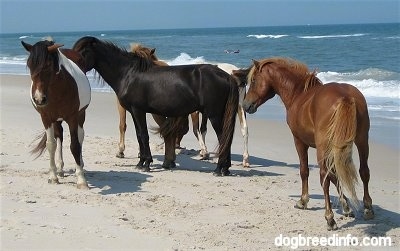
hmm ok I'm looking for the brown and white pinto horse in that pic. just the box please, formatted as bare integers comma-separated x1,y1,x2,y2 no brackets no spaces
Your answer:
22,40,91,189
116,44,250,167
242,57,374,230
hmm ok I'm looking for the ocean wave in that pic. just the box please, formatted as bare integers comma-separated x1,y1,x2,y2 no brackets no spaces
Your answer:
165,53,206,65
0,57,27,64
247,34,288,39
18,35,31,39
299,33,366,39
317,69,400,99
386,36,400,39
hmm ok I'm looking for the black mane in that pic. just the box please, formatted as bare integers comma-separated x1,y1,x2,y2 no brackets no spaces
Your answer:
74,36,154,72
28,40,59,76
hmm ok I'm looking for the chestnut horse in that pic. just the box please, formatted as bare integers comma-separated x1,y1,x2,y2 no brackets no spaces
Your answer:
115,44,250,167
22,40,91,189
242,57,374,230
73,36,238,176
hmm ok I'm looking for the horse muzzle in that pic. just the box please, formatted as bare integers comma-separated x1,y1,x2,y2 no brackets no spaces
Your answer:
242,100,258,114
32,93,48,107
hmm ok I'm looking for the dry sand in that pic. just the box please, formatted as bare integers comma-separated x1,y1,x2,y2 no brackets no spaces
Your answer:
1,74,399,250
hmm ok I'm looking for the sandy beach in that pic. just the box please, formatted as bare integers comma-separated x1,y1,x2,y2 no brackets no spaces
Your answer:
1,74,399,250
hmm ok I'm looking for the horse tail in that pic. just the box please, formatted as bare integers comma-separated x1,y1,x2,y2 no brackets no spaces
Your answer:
156,116,187,140
30,131,47,159
325,97,359,207
217,78,239,157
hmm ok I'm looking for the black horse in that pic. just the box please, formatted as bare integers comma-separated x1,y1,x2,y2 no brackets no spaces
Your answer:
73,36,239,176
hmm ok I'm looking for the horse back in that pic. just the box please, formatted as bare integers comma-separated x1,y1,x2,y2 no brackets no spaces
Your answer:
122,64,235,117
288,82,369,147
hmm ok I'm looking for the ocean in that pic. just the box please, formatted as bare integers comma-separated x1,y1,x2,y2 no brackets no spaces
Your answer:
1,23,399,149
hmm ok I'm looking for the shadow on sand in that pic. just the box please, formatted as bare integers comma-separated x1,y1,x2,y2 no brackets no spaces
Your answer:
86,170,152,195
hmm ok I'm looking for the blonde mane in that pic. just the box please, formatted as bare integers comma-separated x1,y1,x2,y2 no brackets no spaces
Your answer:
248,57,322,91
130,43,168,67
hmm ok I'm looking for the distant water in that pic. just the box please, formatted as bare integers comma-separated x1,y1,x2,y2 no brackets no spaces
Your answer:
1,23,399,148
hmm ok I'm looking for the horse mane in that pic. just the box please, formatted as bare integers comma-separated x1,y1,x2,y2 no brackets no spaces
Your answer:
27,40,59,77
98,40,154,72
130,43,168,66
73,37,154,72
130,44,157,60
248,57,322,92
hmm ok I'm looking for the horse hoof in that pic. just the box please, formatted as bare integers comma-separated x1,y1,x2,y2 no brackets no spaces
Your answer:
200,153,210,160
221,170,231,176
213,172,222,177
57,171,65,178
343,211,355,218
364,208,375,220
327,223,338,231
294,200,307,209
116,152,125,158
135,160,145,169
48,178,60,184
242,162,250,168
162,161,176,170
77,183,89,190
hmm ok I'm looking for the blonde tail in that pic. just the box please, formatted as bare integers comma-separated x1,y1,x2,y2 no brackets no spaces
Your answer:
325,97,360,207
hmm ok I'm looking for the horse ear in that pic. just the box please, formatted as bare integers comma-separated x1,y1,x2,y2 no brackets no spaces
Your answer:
21,41,32,52
150,48,156,55
47,43,64,52
252,59,260,69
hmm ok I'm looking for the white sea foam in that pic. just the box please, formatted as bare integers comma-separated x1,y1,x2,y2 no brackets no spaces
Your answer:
247,34,288,39
18,35,31,39
317,69,400,99
166,53,206,65
299,33,366,39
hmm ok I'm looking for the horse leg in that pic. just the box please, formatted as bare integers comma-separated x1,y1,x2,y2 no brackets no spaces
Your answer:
209,116,230,176
45,124,59,184
328,175,354,218
293,137,310,209
355,134,374,220
162,121,177,169
131,108,152,172
67,116,89,190
198,113,209,160
191,112,206,159
237,105,249,167
318,148,338,230
175,115,189,149
116,99,127,158
54,121,64,177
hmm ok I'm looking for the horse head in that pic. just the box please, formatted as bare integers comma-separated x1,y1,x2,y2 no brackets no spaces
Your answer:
22,40,63,107
232,68,250,88
72,36,99,71
242,60,276,114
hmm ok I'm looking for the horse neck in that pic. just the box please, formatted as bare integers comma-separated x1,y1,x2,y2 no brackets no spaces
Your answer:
93,52,133,93
270,68,305,109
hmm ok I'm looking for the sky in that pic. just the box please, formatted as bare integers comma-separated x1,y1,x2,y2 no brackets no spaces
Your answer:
0,0,399,33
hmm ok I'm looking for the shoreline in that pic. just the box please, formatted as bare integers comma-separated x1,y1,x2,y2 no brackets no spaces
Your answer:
1,74,399,250
2,73,398,150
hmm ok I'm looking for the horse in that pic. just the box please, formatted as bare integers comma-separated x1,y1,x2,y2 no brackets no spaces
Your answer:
21,40,91,189
242,57,374,230
72,36,239,176
115,44,189,158
118,44,250,167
